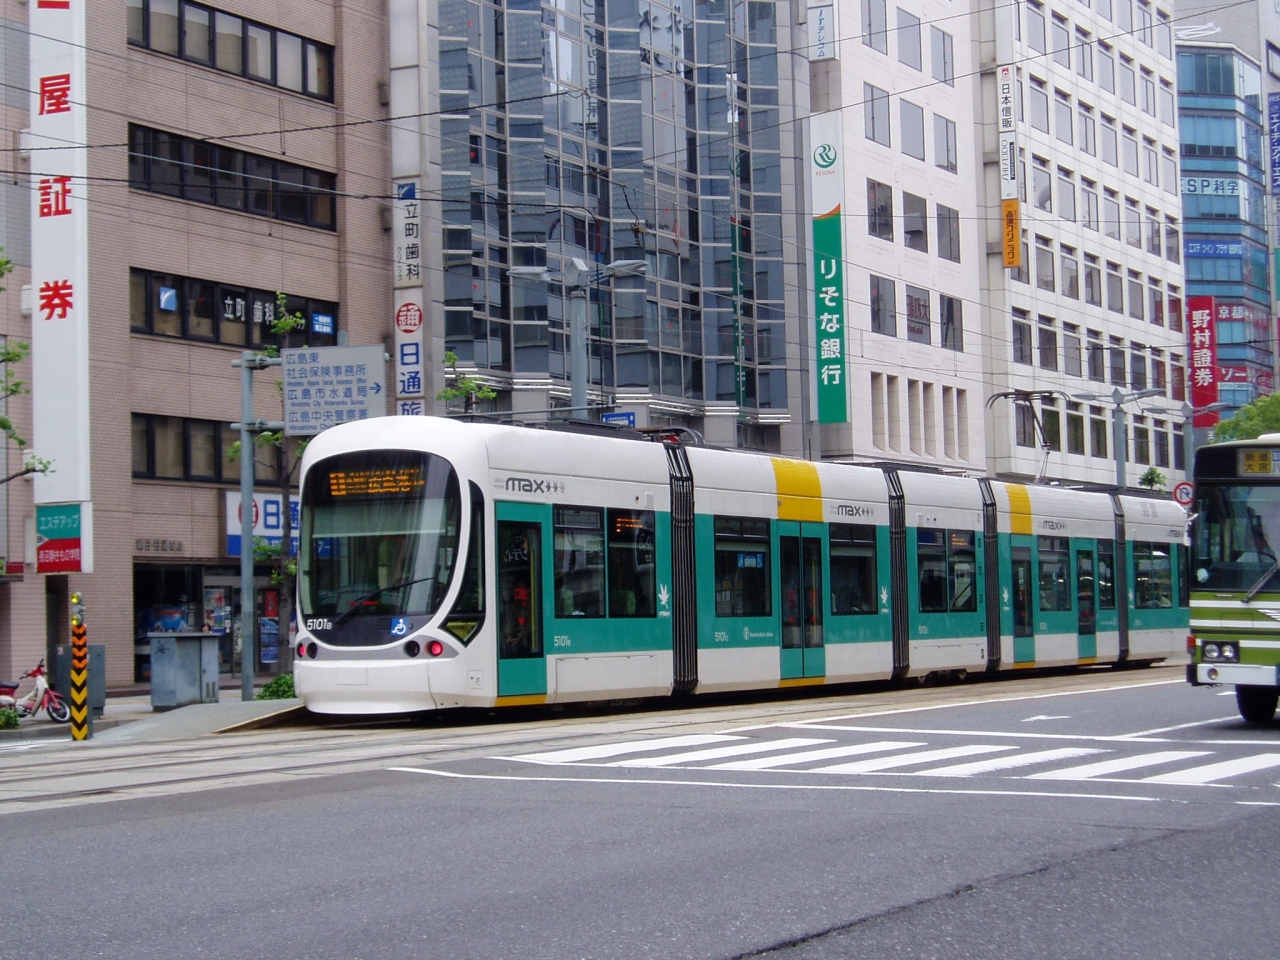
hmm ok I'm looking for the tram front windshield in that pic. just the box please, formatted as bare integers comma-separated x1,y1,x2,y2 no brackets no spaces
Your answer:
1194,483,1280,592
300,450,461,623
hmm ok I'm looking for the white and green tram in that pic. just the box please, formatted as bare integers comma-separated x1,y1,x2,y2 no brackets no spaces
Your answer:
293,416,1188,715
1189,436,1280,722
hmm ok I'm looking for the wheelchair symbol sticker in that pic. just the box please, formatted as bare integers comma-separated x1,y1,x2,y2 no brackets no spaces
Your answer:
391,618,409,636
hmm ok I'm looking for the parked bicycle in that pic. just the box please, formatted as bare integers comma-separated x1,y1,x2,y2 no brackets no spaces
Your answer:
0,659,71,723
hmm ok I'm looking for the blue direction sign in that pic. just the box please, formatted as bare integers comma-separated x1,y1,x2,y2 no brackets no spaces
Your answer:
601,411,636,427
283,345,387,436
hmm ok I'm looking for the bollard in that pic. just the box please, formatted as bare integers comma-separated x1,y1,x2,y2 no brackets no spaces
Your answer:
69,591,91,741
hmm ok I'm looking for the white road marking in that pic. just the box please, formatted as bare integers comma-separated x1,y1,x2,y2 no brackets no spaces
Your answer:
727,678,1183,733
707,741,924,771
1022,715,1071,722
815,744,1014,774
389,766,1166,803
510,734,740,764
922,747,1105,778
1143,754,1280,785
1217,691,1236,696
610,738,832,768
1029,751,1211,781
1114,717,1239,739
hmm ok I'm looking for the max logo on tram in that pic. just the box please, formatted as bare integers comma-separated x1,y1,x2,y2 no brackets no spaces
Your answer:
292,417,1189,715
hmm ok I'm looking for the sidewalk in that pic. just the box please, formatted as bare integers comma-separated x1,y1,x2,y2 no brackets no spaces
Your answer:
0,686,303,743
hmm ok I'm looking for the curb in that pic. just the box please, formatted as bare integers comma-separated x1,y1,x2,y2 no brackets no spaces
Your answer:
212,703,307,735
0,715,136,742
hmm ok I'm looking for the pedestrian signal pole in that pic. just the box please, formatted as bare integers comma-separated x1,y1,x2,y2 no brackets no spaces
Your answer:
69,591,90,740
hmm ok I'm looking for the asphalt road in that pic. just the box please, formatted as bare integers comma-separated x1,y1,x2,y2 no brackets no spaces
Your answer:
4,666,1279,959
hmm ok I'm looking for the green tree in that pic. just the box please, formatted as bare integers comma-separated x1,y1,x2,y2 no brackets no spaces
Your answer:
1138,466,1167,491
437,350,496,413
1212,392,1280,442
0,251,50,485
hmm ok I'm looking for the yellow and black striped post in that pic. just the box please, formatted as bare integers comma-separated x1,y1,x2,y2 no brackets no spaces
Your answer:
69,592,90,741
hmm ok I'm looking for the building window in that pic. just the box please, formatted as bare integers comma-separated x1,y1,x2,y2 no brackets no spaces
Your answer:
1084,259,1102,305
864,84,891,146
129,125,337,229
132,413,246,484
1067,411,1086,454
898,9,922,69
931,27,954,84
1098,45,1115,92
1100,119,1118,166
870,275,896,336
1061,251,1079,298
1079,109,1096,155
1032,164,1051,212
905,286,930,344
934,115,957,173
936,204,961,262
1082,185,1099,229
1103,195,1120,240
1035,241,1054,292
1026,3,1046,53
1087,337,1105,381
1091,414,1108,458
130,268,338,348
1130,349,1147,389
1133,424,1151,464
1128,277,1144,321
940,296,963,352
867,179,894,240
1039,321,1058,371
1015,404,1037,448
127,0,333,100
1054,95,1073,145
862,0,888,53
1110,342,1126,386
903,193,928,252
1058,173,1076,221
1077,33,1094,80
1165,223,1180,263
900,100,926,160
1013,315,1033,365
1064,329,1082,376
1029,82,1049,132
1051,17,1071,67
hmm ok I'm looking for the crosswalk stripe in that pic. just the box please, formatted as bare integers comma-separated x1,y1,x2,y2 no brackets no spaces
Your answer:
922,747,1107,778
512,734,741,764
814,744,1015,774
610,738,834,768
707,741,925,771
1028,750,1210,780
1142,753,1280,785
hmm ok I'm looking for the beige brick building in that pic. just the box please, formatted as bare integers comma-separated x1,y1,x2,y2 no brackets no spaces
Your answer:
0,0,390,688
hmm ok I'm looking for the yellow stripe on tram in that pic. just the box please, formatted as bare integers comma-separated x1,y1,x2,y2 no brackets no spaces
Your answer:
1005,483,1033,535
771,458,823,522
778,676,826,688
494,695,547,707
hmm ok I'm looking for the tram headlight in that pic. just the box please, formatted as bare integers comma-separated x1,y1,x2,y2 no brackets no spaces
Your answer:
1204,643,1220,660
404,640,421,658
306,642,318,659
428,640,444,657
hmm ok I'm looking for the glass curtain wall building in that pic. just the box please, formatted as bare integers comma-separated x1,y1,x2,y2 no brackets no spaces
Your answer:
394,0,808,452
1177,45,1273,412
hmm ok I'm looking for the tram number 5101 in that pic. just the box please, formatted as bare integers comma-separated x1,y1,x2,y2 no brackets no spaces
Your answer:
553,635,571,648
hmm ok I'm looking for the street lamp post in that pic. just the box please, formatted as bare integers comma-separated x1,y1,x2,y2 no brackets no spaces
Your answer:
1145,401,1229,477
510,258,647,419
1072,386,1163,491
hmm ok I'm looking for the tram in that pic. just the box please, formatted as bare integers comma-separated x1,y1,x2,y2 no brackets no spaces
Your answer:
293,416,1188,714
1188,435,1280,722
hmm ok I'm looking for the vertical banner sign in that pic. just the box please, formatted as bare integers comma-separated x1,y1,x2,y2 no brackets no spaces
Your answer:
1188,296,1220,427
997,65,1021,268
1269,93,1280,304
807,0,837,60
393,181,426,416
809,112,847,424
30,0,93,537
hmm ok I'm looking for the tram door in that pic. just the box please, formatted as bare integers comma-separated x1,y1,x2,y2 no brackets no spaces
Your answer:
779,522,825,680
1075,545,1097,660
1011,545,1035,663
496,514,546,700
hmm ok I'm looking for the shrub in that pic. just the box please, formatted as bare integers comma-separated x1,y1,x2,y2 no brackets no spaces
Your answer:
0,707,19,730
256,673,296,700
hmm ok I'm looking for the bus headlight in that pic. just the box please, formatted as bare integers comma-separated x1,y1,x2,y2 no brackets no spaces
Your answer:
1202,642,1239,663
1204,643,1220,660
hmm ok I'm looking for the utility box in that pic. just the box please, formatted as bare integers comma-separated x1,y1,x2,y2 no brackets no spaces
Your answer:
148,633,220,711
53,643,106,719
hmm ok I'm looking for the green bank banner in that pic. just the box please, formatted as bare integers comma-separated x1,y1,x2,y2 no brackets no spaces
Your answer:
809,112,847,424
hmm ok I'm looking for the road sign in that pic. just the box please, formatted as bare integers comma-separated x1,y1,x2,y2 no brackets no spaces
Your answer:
1173,481,1194,507
283,345,386,436
601,411,636,427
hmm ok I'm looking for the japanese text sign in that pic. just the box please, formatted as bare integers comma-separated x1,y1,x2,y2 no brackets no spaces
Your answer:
282,345,387,436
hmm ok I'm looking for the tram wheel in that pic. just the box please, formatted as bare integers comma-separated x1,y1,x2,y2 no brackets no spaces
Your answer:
1236,686,1279,724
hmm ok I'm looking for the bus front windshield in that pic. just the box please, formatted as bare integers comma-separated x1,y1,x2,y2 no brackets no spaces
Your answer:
1194,483,1280,592
300,450,461,623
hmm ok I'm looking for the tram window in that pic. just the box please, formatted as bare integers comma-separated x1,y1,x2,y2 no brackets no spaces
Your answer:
917,528,948,612
1097,539,1116,609
1038,536,1073,611
1133,541,1173,609
948,530,978,612
606,509,656,617
917,528,978,613
553,505,604,618
830,523,877,615
714,516,772,618
1177,543,1190,607
498,521,541,658
443,482,486,644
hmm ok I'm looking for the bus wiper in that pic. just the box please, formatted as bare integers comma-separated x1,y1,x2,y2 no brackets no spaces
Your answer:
333,576,437,625
1244,560,1280,604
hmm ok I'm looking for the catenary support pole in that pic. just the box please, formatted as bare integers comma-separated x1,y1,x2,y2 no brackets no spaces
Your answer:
1113,394,1126,492
569,287,588,419
239,351,256,702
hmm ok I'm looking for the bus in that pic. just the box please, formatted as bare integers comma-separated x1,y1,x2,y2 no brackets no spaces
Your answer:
1189,435,1280,721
